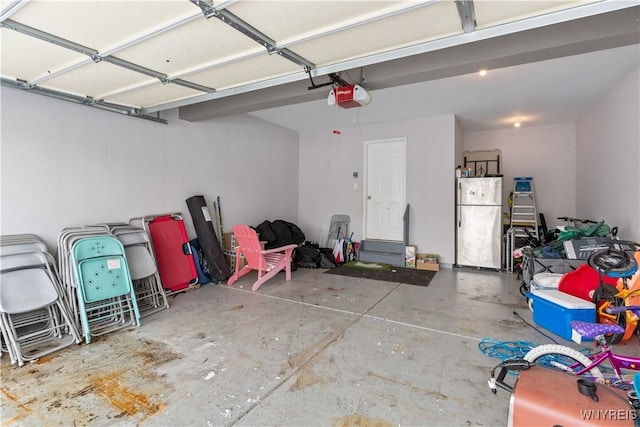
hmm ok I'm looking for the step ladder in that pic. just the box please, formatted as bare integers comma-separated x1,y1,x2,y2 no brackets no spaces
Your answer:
510,177,539,240
506,177,539,273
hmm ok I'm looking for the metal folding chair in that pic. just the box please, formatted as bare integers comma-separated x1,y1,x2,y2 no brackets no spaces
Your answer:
326,214,350,248
0,249,81,366
71,236,140,344
112,226,169,317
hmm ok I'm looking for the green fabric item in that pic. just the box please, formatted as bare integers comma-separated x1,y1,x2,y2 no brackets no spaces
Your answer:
531,221,612,258
583,221,610,237
557,229,584,241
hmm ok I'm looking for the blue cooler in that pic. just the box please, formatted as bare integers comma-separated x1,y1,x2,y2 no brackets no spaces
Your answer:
530,290,595,341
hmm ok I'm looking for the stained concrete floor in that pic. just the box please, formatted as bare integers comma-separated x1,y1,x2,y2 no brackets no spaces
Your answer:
1,267,637,426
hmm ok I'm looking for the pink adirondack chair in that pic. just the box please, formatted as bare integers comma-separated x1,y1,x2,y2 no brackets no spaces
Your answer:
227,224,297,291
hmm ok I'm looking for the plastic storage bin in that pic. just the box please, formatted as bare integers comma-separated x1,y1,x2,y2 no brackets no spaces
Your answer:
531,272,563,292
527,272,564,312
529,290,595,341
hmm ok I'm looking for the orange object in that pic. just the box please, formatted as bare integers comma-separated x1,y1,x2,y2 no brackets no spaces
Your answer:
510,366,632,426
598,250,640,342
618,250,640,297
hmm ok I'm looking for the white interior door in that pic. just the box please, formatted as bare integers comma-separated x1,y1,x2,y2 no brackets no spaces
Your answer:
364,138,406,241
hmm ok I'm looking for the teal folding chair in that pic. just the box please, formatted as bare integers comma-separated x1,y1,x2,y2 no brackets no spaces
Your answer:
71,236,140,344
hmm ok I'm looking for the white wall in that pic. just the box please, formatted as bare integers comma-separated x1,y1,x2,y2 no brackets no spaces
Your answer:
463,123,577,231
3,63,637,265
454,118,464,169
0,87,300,250
576,64,640,241
298,115,457,265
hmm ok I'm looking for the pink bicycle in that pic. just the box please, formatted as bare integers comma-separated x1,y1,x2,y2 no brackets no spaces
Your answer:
523,315,640,389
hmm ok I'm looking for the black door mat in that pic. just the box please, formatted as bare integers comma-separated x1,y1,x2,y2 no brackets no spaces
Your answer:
324,261,436,288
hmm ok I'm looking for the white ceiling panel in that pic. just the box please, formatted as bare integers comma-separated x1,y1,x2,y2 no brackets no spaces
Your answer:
287,1,462,67
1,0,636,123
226,1,425,45
8,0,198,52
474,0,596,29
40,61,154,100
0,27,84,81
114,15,262,77
105,80,203,108
186,52,300,90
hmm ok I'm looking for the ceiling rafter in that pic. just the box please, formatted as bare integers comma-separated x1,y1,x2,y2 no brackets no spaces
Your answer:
0,0,27,22
99,49,266,100
116,0,442,102
15,9,205,86
0,18,216,97
2,19,99,58
182,0,440,75
1,77,167,123
190,0,314,70
455,0,476,33
276,0,440,50
1,0,455,114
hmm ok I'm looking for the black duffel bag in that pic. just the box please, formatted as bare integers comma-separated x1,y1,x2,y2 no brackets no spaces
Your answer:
294,242,321,268
293,242,337,268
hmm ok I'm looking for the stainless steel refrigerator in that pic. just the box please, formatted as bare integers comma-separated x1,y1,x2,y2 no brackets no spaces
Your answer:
456,177,503,269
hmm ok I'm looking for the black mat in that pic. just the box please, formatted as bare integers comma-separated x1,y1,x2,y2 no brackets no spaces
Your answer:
324,262,436,287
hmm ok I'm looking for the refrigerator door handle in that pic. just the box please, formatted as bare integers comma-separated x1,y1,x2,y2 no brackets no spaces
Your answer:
458,205,462,227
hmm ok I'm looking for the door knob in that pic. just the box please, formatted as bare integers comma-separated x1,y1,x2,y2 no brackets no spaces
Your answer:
367,195,372,199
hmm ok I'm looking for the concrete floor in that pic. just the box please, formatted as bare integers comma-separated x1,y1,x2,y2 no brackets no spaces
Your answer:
1,267,637,426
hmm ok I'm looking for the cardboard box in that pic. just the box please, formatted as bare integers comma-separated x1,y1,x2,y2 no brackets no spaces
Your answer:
530,290,595,341
405,245,417,268
416,253,439,271
223,233,233,251
223,232,245,270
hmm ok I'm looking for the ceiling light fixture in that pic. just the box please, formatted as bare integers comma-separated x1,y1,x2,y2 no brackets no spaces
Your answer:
478,69,487,76
514,121,521,128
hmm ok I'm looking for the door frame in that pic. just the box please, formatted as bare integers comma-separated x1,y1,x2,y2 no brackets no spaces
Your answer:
363,137,407,241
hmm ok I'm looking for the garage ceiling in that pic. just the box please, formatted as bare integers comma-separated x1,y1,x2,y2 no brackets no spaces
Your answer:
1,0,638,126
250,43,640,132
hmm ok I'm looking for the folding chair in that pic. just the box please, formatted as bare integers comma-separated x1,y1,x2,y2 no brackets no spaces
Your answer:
0,251,81,366
129,213,199,294
113,227,169,317
326,214,350,249
56,226,112,330
71,236,140,344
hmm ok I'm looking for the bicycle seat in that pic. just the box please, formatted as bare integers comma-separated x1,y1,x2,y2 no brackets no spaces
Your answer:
570,320,625,339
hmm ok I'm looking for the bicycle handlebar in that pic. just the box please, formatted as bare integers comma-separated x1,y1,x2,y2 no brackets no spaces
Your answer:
556,216,598,224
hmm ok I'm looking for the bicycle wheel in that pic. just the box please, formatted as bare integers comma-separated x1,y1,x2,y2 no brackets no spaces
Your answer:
524,344,603,379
